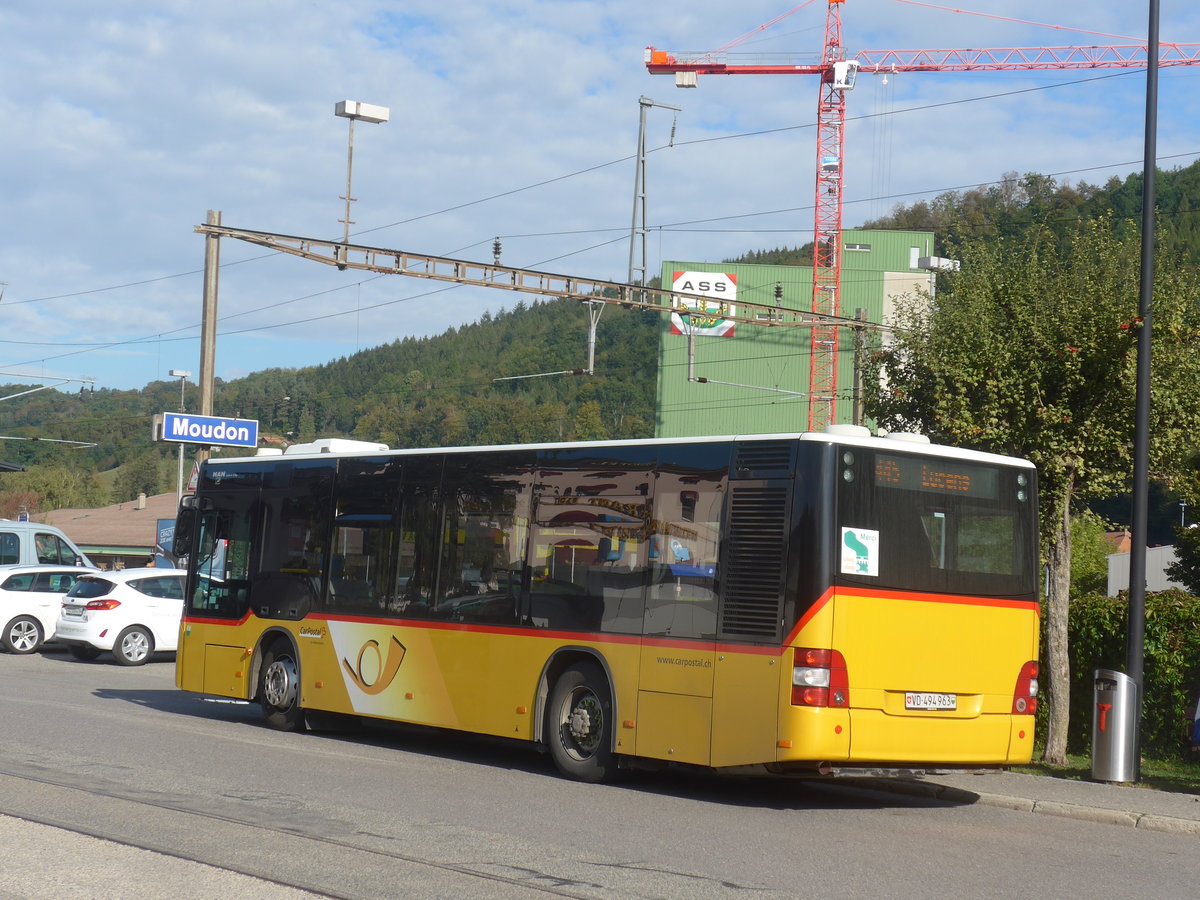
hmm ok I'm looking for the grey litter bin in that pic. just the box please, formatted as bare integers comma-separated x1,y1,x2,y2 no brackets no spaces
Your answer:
1091,668,1138,782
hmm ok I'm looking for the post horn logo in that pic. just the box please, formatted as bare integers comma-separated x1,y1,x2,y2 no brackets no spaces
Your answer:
342,635,406,695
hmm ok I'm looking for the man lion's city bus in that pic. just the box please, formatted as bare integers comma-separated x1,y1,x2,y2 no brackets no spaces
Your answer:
173,428,1039,782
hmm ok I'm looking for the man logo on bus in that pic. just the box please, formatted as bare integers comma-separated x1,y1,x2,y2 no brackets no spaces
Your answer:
342,635,407,695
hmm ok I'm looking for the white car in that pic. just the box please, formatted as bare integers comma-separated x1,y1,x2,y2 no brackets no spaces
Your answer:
0,565,98,654
55,569,187,666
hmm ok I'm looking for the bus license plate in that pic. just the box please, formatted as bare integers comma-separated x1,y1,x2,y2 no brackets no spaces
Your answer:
905,692,956,711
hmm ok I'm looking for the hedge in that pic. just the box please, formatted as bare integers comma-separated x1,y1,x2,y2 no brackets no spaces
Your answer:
1060,589,1200,758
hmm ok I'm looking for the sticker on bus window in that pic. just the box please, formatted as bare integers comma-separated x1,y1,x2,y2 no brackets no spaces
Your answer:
841,527,879,576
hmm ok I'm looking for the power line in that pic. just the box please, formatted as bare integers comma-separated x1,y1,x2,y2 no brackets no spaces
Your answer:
7,158,1198,366
10,63,1179,310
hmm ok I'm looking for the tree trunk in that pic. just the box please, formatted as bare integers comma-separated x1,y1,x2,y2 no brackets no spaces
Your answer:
1041,481,1074,765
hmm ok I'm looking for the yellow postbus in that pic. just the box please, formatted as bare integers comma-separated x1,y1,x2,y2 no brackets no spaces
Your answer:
173,428,1039,782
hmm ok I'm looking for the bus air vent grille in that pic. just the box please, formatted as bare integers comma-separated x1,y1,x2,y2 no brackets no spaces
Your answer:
721,485,788,640
733,441,794,479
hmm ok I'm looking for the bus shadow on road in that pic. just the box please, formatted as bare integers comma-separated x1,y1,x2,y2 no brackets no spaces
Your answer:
610,766,978,812
91,686,261,724
87,684,978,812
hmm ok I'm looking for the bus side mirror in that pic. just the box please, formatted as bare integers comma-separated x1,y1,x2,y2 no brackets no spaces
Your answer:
173,507,196,557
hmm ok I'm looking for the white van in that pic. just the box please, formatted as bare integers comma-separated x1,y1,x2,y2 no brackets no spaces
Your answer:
0,520,92,568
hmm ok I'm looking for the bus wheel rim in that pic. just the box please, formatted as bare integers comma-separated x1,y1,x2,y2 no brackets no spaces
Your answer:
561,687,603,759
264,655,298,709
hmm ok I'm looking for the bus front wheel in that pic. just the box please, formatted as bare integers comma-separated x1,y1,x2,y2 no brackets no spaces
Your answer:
259,642,304,732
547,663,616,783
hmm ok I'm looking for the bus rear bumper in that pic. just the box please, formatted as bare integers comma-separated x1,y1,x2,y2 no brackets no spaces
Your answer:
846,708,1033,765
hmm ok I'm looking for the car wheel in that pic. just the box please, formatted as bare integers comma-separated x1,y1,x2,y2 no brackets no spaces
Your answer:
259,642,305,732
69,645,103,661
2,616,44,655
546,662,617,783
113,626,154,666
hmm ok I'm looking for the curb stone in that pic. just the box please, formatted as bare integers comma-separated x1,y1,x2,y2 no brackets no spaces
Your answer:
1028,799,1138,828
1136,815,1200,836
845,777,1200,836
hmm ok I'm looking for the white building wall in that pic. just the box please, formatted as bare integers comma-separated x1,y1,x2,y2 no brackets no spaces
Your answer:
1106,545,1186,596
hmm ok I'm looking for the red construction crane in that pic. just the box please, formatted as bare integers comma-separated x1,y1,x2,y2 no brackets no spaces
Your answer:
646,0,1200,430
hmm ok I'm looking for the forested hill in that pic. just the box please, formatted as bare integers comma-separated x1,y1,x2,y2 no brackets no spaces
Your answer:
727,158,1200,267
0,298,659,485
216,298,658,449
861,161,1200,260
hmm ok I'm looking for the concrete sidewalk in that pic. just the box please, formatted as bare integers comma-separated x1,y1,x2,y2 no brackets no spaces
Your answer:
0,814,321,899
852,769,1200,836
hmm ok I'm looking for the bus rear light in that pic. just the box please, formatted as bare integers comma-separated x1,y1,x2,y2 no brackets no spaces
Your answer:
792,648,849,707
1012,660,1039,715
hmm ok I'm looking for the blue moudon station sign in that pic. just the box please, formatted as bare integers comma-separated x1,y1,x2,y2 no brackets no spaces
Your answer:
161,412,259,448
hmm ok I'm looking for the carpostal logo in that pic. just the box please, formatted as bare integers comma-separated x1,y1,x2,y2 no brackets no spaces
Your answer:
342,635,407,696
299,625,326,640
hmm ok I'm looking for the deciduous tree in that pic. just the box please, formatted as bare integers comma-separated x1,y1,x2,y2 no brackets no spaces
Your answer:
866,218,1200,763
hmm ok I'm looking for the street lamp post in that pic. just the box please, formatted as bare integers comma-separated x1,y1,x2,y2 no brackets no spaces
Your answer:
333,100,389,256
170,369,191,502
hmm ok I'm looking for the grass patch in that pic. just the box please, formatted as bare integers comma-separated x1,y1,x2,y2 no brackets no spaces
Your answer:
1013,753,1200,794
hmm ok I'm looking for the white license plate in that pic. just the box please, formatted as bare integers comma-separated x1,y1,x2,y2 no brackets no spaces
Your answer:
64,608,86,620
905,691,956,711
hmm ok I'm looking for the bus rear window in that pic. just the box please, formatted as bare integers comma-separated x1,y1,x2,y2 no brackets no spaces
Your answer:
837,448,1036,598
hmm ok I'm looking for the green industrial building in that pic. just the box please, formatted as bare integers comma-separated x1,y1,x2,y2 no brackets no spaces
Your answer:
655,228,938,438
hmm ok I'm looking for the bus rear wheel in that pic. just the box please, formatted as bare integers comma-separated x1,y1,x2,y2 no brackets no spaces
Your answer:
547,663,616,783
259,642,304,732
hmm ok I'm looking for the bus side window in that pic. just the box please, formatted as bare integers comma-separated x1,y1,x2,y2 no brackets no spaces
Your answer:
432,457,526,626
645,472,721,640
255,461,335,621
396,478,440,618
527,466,649,635
326,457,402,616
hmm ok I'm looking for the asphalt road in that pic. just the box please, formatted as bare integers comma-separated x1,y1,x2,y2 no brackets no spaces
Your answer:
0,647,1195,899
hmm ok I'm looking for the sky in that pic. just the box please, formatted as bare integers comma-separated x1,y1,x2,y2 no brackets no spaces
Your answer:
2,0,1199,397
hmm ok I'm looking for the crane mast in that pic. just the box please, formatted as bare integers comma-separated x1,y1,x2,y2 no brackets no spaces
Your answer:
811,0,850,431
646,0,1200,430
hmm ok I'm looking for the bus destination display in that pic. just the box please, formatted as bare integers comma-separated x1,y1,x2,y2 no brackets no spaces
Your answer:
874,454,997,499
